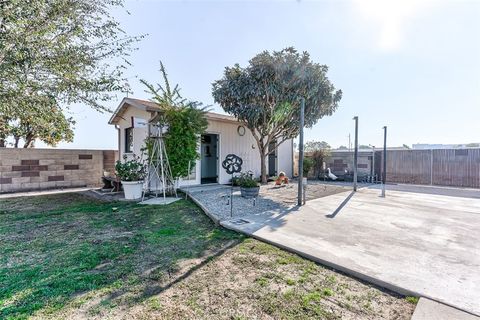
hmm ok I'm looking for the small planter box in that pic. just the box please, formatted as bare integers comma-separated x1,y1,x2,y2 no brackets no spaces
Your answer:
240,186,260,198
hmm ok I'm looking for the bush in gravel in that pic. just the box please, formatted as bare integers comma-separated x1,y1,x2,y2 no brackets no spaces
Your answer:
238,172,259,188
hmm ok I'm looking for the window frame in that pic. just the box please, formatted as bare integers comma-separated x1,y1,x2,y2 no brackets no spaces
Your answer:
124,127,134,154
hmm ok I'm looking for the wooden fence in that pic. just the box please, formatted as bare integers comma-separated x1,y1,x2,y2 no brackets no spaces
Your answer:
295,148,480,188
380,148,480,188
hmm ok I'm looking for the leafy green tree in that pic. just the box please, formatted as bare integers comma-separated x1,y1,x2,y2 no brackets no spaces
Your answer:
359,145,371,149
0,0,143,147
338,145,348,150
305,140,331,152
212,48,342,183
302,158,314,177
142,62,208,180
304,140,331,178
8,98,75,148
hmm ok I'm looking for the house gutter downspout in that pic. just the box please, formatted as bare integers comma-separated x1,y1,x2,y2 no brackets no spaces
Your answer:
115,124,121,159
291,139,295,179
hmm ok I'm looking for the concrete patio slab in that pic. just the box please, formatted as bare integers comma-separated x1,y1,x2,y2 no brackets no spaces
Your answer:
139,197,180,205
369,183,480,199
0,187,92,199
221,187,480,316
412,298,479,320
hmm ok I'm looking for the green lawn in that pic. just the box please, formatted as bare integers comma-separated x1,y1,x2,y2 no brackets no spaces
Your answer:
0,193,241,319
0,192,415,319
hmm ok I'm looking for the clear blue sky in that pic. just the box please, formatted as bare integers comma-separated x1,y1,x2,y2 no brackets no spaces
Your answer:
44,0,480,150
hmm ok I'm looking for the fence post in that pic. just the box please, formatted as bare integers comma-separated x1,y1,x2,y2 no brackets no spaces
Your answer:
430,149,433,185
381,126,387,197
353,116,359,192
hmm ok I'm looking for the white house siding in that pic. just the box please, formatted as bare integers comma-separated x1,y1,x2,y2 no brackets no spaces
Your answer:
116,107,150,160
189,120,293,185
277,139,294,178
116,109,294,186
204,120,261,184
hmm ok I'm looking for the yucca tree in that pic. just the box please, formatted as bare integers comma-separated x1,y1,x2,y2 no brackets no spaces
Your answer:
140,62,187,111
141,62,208,180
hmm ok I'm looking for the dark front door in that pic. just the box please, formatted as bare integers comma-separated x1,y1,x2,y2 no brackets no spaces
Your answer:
268,140,277,177
201,134,218,184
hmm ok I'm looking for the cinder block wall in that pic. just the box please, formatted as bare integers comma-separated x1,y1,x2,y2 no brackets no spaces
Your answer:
0,149,118,193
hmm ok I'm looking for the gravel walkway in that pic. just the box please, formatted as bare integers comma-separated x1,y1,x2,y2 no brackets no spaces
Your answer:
183,181,352,222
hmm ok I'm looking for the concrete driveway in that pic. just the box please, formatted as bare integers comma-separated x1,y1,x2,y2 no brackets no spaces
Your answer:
222,186,480,316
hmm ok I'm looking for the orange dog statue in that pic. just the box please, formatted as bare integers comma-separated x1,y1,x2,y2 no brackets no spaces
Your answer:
275,171,289,186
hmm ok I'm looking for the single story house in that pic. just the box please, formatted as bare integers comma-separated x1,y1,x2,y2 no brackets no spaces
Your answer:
108,98,294,186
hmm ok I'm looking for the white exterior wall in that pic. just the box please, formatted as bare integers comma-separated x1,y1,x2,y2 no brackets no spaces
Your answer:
205,120,260,184
116,108,150,160
277,139,294,178
116,110,294,186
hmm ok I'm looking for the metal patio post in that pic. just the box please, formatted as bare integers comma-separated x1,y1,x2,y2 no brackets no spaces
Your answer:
381,126,387,197
353,116,359,192
298,97,305,206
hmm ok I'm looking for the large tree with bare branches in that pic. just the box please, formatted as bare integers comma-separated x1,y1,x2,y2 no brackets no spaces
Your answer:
212,47,342,183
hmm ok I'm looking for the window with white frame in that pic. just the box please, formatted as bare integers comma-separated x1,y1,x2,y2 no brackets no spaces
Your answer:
125,127,133,153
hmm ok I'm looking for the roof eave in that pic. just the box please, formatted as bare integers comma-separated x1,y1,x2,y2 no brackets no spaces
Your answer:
108,97,129,125
108,98,159,125
108,97,240,125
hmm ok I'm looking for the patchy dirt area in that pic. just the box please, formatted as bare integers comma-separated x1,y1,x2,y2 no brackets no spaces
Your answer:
1,192,415,319
50,239,416,320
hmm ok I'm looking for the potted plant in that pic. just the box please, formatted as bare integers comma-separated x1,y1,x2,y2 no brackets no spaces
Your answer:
115,155,146,200
238,171,260,198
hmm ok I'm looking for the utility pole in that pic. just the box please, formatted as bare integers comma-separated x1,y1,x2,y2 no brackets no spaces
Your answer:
381,126,387,197
353,116,359,192
297,98,305,206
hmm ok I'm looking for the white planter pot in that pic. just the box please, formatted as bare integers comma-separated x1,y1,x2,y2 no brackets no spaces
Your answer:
302,177,308,186
122,180,143,200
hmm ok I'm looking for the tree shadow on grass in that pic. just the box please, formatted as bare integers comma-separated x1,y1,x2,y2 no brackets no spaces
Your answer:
0,192,243,319
102,238,242,307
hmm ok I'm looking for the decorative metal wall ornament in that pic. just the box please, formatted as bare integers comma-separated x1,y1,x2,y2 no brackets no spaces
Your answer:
222,154,243,174
222,154,243,217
